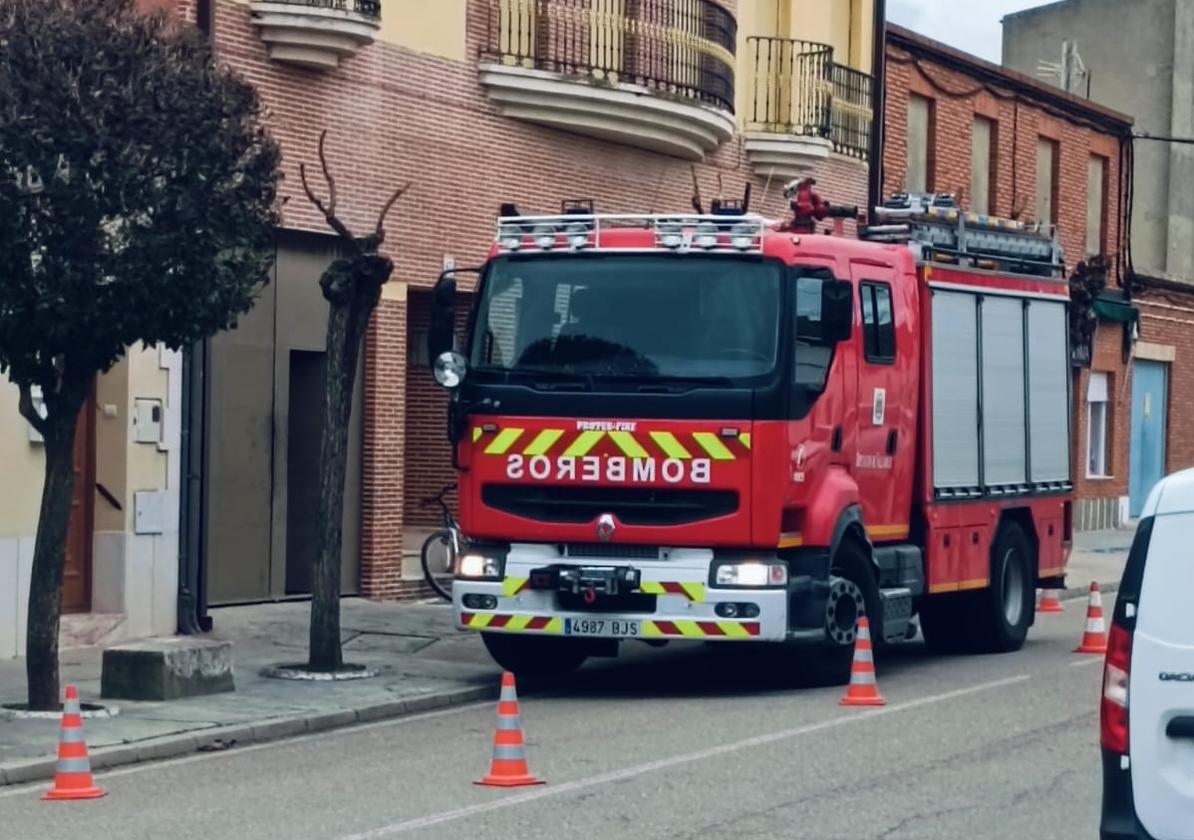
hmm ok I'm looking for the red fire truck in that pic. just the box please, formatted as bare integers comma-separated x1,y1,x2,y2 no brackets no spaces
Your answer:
427,189,1073,681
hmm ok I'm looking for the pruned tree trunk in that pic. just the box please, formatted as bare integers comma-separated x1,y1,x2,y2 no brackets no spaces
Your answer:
23,392,84,710
308,277,380,672
301,131,407,673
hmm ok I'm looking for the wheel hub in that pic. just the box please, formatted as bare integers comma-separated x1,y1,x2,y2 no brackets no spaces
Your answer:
825,576,866,646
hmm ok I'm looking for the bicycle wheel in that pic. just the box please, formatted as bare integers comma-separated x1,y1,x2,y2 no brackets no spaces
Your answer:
420,530,454,601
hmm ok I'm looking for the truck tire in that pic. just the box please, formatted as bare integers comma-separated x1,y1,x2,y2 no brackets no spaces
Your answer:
802,537,882,686
921,521,1035,654
481,633,589,678
973,521,1035,653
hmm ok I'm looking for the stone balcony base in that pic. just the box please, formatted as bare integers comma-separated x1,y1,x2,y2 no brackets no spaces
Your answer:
743,132,834,181
249,2,381,71
479,63,735,161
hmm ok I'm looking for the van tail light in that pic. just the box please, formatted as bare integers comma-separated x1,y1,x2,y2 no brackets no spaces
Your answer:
1101,622,1133,754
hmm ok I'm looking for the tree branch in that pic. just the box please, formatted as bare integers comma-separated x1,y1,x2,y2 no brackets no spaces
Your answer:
298,130,357,247
374,181,412,244
17,382,47,437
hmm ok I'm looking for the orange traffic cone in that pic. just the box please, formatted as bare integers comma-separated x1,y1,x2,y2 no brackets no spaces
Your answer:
43,685,105,801
475,672,545,788
1075,582,1109,654
1037,589,1065,614
839,616,886,707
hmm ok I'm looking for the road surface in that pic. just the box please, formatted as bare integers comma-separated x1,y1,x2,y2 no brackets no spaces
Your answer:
1,598,1105,839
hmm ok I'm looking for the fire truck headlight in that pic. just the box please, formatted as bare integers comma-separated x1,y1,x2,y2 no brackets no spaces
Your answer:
730,223,754,250
564,222,590,250
498,226,522,251
532,224,557,250
715,562,788,588
458,553,502,579
694,221,718,249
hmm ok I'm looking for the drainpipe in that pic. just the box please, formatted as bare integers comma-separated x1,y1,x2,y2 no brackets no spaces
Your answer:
179,0,215,635
867,0,887,217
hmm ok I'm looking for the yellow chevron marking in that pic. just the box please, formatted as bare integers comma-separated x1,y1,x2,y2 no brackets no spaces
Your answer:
738,432,751,450
563,430,604,457
472,427,482,443
681,583,706,603
506,614,533,631
642,621,664,639
468,613,494,629
523,429,564,456
638,582,706,603
650,431,691,459
693,432,734,461
672,620,704,638
501,577,529,597
485,428,524,455
719,621,752,639
543,617,564,634
609,431,649,459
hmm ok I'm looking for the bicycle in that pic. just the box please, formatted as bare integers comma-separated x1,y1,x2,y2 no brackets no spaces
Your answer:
420,484,460,601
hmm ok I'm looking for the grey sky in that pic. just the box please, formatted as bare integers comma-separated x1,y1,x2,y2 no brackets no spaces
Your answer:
887,0,1057,63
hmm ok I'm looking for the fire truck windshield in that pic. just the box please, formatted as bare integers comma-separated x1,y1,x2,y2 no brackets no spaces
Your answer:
470,255,781,384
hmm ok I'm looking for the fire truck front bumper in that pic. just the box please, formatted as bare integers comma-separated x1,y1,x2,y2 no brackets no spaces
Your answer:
451,544,793,643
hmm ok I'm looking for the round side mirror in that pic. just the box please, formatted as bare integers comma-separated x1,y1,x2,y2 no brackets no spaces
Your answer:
433,351,468,389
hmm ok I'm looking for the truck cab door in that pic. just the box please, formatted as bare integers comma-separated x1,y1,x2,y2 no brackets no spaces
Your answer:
850,262,916,543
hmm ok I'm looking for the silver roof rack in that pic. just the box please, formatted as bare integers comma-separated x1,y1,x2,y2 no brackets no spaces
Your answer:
494,213,769,255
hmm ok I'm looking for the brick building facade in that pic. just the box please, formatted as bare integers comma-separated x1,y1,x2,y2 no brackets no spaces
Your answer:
883,24,1194,530
182,0,872,602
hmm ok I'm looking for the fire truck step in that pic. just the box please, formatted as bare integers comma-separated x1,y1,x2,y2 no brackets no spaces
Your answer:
878,587,915,644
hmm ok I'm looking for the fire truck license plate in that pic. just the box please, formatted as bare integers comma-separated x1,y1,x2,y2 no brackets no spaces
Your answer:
564,618,640,637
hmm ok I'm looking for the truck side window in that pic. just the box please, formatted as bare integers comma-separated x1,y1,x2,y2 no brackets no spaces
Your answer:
861,282,896,364
794,270,834,392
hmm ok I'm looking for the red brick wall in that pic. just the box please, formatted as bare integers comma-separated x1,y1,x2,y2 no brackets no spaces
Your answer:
201,0,868,595
882,41,1124,275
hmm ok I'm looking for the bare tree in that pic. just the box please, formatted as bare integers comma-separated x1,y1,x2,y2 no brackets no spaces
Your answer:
299,132,409,672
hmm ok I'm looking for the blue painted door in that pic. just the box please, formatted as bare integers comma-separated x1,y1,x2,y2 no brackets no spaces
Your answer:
1129,360,1168,517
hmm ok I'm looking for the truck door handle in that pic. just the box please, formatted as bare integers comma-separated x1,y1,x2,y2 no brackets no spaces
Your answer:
886,429,898,455
1166,717,1194,739
831,426,843,452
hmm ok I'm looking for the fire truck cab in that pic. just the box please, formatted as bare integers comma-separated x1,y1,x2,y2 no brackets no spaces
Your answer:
428,198,1073,681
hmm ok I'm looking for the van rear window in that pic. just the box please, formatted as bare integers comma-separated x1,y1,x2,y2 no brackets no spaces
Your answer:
1113,516,1152,628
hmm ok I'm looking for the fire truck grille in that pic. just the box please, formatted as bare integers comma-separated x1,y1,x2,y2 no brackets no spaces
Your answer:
564,544,660,559
482,485,738,526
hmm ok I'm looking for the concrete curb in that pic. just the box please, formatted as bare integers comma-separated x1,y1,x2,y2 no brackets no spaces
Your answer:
0,683,498,790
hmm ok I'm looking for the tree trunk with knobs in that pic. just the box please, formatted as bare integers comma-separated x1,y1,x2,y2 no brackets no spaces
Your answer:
307,259,387,672
23,389,86,710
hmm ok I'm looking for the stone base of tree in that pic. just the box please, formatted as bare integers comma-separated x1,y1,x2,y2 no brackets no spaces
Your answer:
261,663,379,682
2,701,117,720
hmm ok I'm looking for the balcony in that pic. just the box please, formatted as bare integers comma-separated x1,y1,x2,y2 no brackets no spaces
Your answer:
743,36,873,180
249,0,382,70
478,0,737,161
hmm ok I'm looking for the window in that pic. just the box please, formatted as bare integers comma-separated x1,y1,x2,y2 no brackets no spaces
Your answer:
970,116,996,216
1035,137,1059,226
793,272,834,392
1087,155,1107,255
860,282,895,364
1087,371,1110,477
906,95,934,193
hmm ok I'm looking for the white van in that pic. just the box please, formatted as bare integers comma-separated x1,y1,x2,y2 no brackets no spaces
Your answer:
1101,468,1194,840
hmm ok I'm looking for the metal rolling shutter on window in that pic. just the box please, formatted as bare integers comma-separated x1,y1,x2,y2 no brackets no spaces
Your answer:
931,292,980,491
981,297,1027,487
1027,301,1071,484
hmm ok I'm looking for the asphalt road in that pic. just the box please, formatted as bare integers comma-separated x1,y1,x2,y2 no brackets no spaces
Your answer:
1,599,1106,840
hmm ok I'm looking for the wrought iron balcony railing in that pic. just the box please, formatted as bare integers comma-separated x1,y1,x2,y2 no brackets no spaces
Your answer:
286,0,381,18
745,36,872,160
484,0,737,115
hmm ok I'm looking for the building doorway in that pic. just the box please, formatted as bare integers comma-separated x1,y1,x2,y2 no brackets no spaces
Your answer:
62,392,96,613
1129,360,1168,518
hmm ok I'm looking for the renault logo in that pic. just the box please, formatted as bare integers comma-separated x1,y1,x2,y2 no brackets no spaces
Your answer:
596,513,616,542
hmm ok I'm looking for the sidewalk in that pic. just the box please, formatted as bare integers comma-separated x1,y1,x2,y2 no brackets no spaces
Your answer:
0,527,1134,787
0,599,499,786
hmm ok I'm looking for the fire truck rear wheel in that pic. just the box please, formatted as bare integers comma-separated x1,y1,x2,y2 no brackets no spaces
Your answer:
973,521,1034,653
481,633,589,678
